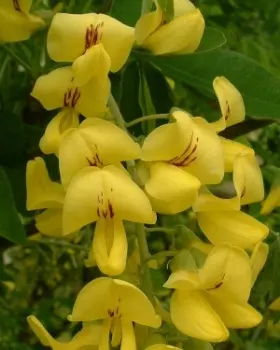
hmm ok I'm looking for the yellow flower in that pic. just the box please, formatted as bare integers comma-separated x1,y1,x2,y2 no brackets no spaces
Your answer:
165,244,262,342
31,66,110,118
26,157,64,237
63,165,156,275
70,277,161,350
47,13,135,83
135,0,205,55
0,0,44,42
269,297,280,311
59,118,140,187
250,242,269,286
27,315,100,349
140,110,224,214
261,173,280,215
211,76,246,132
40,108,80,155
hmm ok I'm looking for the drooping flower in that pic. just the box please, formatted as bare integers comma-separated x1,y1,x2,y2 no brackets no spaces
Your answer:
165,244,262,342
0,0,44,42
59,118,140,187
63,165,156,275
135,0,205,55
47,13,135,83
70,277,161,350
26,157,65,237
31,66,110,119
140,110,224,214
27,315,100,349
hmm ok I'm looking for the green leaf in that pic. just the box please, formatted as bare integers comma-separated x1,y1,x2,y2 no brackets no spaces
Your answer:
109,0,142,26
197,27,226,52
157,0,174,22
0,167,25,244
137,48,280,119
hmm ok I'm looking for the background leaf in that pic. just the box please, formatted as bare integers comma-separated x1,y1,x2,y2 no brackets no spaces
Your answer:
109,0,142,26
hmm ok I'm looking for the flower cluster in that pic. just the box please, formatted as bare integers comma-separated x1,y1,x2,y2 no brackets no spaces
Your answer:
10,0,269,349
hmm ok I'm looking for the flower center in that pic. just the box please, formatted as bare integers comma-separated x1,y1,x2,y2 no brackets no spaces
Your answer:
13,0,21,11
169,132,199,167
84,22,104,52
87,153,103,167
63,87,81,108
97,190,114,219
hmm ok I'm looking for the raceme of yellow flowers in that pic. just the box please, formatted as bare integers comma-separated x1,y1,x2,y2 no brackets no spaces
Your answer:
2,0,272,349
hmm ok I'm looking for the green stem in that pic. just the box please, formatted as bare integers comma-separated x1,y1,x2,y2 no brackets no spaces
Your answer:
108,93,155,303
126,114,169,128
141,0,153,14
3,45,32,74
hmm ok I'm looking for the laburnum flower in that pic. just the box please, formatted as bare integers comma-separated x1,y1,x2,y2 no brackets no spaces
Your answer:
135,0,205,55
58,118,140,187
63,165,156,275
27,315,100,349
261,173,280,215
70,277,161,350
250,242,269,286
164,244,262,342
26,157,65,237
0,0,44,42
140,110,224,214
47,13,135,84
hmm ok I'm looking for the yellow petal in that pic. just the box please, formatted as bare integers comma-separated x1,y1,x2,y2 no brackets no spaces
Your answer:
221,137,254,172
170,290,229,342
0,3,44,43
72,43,111,86
143,9,205,55
71,323,102,347
193,187,240,212
197,210,269,248
39,108,79,155
141,111,193,162
26,157,64,210
27,315,58,347
47,13,135,72
93,218,127,276
164,270,200,291
120,319,137,350
145,162,200,214
174,0,196,16
212,76,245,132
206,295,262,328
135,4,163,45
233,153,264,205
251,243,269,286
269,297,280,311
35,208,63,237
59,118,140,187
200,244,251,303
261,175,280,215
99,319,111,350
63,166,156,234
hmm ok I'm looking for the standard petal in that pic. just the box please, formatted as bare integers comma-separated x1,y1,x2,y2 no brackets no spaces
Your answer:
170,290,229,342
35,208,63,237
197,210,269,248
135,5,162,45
26,157,65,210
143,9,205,55
145,162,200,214
269,297,280,311
71,277,113,321
251,243,269,286
114,279,161,328
72,43,111,86
206,295,262,329
39,109,79,155
200,244,252,303
141,110,194,162
212,76,245,131
93,218,127,276
221,138,254,172
233,153,264,205
27,316,58,347
164,270,200,291
31,67,73,111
